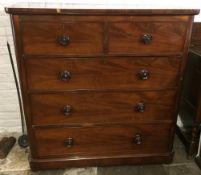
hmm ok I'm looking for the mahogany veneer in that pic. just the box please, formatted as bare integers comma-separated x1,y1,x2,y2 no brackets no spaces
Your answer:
26,57,181,91
30,90,176,125
5,3,199,171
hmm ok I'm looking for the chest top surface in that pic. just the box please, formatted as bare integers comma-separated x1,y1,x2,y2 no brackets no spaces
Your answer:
5,2,200,15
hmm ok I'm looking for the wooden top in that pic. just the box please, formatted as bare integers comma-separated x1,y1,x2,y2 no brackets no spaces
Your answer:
5,2,200,15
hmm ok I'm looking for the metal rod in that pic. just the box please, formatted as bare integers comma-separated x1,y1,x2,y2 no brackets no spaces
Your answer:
7,42,25,134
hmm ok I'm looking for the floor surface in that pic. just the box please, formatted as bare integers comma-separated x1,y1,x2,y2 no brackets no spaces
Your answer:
0,133,200,175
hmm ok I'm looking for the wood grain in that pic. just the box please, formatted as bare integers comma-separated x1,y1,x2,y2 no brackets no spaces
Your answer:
33,123,171,158
25,57,181,91
21,22,104,55
109,21,187,54
30,90,176,125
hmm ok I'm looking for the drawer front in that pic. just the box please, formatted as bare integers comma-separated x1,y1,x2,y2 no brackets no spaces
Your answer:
26,57,181,91
33,124,171,158
21,22,103,55
30,90,176,125
109,21,187,54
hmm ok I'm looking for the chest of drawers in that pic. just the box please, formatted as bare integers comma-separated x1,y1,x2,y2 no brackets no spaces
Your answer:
5,3,199,171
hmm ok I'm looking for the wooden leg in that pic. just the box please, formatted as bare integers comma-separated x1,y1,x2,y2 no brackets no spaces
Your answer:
176,125,200,159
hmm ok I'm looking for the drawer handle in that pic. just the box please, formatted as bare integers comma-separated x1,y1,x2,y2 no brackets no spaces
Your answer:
133,134,142,145
58,35,70,46
136,103,145,112
142,33,152,44
64,137,74,147
60,70,71,81
138,69,150,80
63,105,72,116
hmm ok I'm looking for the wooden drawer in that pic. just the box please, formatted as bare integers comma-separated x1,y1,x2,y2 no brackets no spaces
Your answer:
33,124,172,158
26,57,181,91
109,21,187,54
21,22,103,55
30,90,176,125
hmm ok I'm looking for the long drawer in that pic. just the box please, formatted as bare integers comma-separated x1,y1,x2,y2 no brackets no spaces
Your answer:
33,124,172,158
25,57,181,91
30,90,177,125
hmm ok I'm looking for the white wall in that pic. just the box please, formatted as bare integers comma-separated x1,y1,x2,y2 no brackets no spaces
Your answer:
0,0,201,132
0,2,21,132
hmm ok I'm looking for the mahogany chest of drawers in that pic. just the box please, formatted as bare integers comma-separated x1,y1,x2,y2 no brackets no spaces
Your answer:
5,3,199,171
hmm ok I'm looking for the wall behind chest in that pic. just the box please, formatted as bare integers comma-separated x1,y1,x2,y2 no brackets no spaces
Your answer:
0,1,20,132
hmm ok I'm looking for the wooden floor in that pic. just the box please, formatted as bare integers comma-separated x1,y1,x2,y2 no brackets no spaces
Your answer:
0,133,200,175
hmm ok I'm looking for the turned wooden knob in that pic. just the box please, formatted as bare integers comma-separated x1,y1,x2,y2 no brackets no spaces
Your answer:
60,70,71,81
63,105,72,116
136,103,145,112
142,33,152,44
138,69,150,80
64,137,74,147
58,35,70,46
133,134,142,145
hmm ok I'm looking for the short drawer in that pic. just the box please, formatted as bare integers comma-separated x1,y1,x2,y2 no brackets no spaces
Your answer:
30,90,177,125
109,21,187,54
33,124,172,158
21,22,103,55
26,57,181,91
